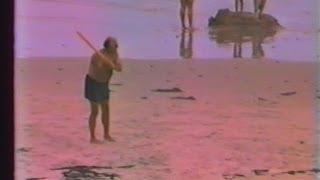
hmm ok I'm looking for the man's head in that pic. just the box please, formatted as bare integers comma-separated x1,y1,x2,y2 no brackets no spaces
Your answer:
103,36,118,51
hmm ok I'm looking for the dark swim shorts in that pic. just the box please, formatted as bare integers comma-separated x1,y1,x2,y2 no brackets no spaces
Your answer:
85,75,110,103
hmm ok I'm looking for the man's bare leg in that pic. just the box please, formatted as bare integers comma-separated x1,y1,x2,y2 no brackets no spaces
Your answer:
180,0,186,29
187,3,194,30
254,0,258,14
235,0,238,11
89,101,100,143
258,0,266,18
235,0,244,12
254,0,266,18
101,100,115,142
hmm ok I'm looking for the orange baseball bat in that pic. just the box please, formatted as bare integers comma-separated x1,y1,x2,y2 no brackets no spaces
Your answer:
75,31,113,66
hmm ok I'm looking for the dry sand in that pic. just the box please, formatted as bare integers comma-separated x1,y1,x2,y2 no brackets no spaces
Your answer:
15,57,317,179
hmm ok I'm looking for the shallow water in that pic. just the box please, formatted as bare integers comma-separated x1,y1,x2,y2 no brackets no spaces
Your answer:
15,0,319,61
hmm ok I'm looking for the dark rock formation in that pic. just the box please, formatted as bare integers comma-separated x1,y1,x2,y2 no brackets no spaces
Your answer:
208,8,282,30
208,9,282,44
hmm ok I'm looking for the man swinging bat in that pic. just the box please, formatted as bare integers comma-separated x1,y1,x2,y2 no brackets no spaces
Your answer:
78,33,122,144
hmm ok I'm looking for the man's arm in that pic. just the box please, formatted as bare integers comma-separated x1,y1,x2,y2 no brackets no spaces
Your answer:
94,51,122,71
93,53,116,70
97,51,116,69
100,56,122,71
101,56,117,70
112,58,122,72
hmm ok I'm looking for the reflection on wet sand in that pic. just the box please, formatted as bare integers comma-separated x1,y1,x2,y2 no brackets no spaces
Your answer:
208,27,275,59
233,38,242,58
251,35,265,59
179,29,193,59
232,34,265,59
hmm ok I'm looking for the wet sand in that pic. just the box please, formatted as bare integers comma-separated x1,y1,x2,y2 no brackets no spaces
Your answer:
15,0,318,61
15,57,317,179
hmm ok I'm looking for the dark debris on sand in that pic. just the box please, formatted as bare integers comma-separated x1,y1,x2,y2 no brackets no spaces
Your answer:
252,169,269,175
152,87,183,93
222,168,320,179
170,96,196,100
52,165,135,180
141,96,148,99
116,165,135,169
17,147,32,153
272,168,320,176
280,91,297,96
62,169,120,180
223,173,246,180
257,97,268,101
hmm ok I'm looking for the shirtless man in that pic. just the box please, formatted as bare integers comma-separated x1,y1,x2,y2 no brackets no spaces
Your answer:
84,37,122,143
180,0,194,29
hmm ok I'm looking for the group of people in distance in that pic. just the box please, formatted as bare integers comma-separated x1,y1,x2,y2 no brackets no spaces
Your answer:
180,0,267,30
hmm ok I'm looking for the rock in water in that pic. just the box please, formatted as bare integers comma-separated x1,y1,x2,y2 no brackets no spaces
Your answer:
208,9,282,29
207,9,282,43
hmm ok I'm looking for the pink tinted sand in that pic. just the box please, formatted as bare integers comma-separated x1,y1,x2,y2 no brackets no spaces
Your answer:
15,58,317,179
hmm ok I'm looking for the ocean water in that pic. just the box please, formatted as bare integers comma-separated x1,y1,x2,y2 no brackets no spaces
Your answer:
15,0,319,61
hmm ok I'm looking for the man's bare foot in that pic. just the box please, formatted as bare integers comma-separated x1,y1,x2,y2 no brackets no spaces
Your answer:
104,135,116,142
90,138,103,144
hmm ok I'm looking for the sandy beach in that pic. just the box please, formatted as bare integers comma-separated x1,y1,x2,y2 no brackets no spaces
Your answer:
14,0,320,179
15,57,317,179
